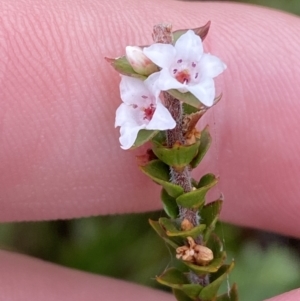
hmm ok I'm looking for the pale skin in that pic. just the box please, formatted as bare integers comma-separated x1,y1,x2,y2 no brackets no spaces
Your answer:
0,0,299,300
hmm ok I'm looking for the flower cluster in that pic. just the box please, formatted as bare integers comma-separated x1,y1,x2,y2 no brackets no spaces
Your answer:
114,30,226,149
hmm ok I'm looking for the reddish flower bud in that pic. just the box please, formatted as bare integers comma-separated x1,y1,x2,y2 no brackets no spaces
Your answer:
126,46,159,76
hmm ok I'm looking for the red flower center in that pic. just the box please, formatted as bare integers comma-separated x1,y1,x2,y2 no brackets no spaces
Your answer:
143,104,155,121
174,69,190,84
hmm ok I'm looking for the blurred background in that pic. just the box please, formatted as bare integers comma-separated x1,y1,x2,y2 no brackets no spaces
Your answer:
1,1,300,301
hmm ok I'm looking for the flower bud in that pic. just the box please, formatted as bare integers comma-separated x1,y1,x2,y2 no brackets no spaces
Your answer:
125,46,159,76
181,218,194,231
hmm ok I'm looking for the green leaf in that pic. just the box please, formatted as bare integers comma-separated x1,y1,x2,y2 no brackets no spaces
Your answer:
167,89,205,109
176,177,217,209
157,268,203,299
176,188,206,209
172,22,211,44
159,217,206,238
131,130,159,149
216,283,238,301
184,252,227,275
201,200,223,242
105,56,146,79
198,173,217,188
152,139,200,168
182,103,200,115
190,126,212,169
161,189,179,218
148,219,180,249
206,234,225,259
173,289,194,301
199,262,235,300
139,160,184,198
157,267,187,284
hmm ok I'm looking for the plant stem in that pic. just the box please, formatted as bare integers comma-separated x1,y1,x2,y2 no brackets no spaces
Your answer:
152,23,211,292
152,24,198,227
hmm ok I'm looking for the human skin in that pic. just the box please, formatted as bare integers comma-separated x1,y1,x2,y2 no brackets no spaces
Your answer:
0,0,299,300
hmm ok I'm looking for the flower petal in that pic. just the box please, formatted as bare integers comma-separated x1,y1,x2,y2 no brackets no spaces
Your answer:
157,68,185,91
199,53,227,79
120,76,150,106
115,103,129,127
143,72,161,97
175,30,203,62
115,101,145,128
146,102,176,130
119,123,145,150
143,44,176,68
187,78,215,107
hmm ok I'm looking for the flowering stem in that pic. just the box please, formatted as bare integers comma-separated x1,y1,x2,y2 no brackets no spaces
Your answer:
152,24,208,292
111,22,235,300
153,25,199,228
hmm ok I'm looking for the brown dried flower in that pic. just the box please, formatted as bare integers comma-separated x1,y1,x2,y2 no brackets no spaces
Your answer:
176,236,213,266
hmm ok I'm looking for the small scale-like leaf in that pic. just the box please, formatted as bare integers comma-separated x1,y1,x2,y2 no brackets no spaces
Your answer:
152,139,200,168
161,189,178,218
216,283,238,301
206,234,224,259
132,130,159,149
184,252,227,275
167,89,205,109
105,56,146,79
182,110,208,137
148,219,180,249
199,262,235,300
159,217,206,238
176,178,217,209
201,200,223,242
198,173,217,188
176,188,206,209
157,267,187,284
182,103,200,115
190,126,212,169
139,160,184,198
157,268,203,299
181,285,204,299
173,21,211,43
173,289,194,301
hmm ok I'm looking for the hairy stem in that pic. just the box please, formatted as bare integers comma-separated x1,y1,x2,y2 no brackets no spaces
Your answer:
152,25,198,227
152,23,207,289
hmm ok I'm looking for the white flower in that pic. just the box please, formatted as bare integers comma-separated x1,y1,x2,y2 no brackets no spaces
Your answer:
143,30,226,107
115,74,176,150
125,46,159,76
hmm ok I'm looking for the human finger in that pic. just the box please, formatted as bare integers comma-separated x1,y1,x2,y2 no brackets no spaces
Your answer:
0,0,299,238
0,250,174,301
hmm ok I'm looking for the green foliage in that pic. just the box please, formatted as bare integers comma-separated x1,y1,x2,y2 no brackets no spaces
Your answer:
139,160,184,198
216,284,238,301
140,123,236,300
152,138,200,168
190,126,212,169
149,219,180,249
159,217,206,238
161,189,179,218
157,268,204,299
105,56,146,79
167,89,205,109
199,263,235,300
173,288,194,301
176,175,217,209
201,201,223,243
132,130,159,148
